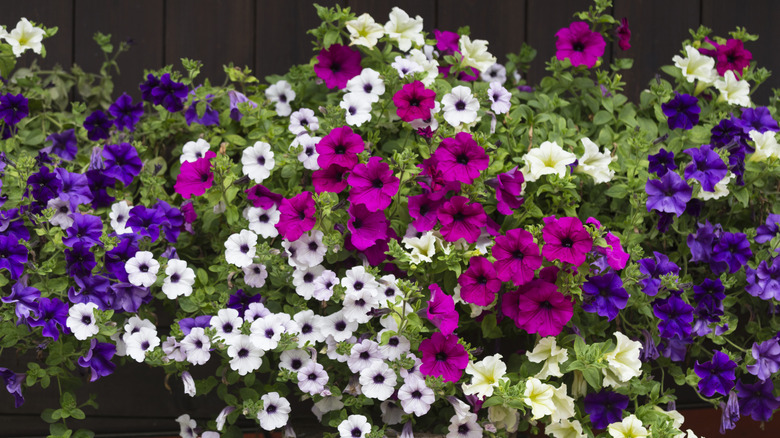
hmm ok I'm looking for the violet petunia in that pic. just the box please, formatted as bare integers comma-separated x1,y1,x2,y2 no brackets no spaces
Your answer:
1,275,40,325
63,213,104,248
83,109,112,141
109,93,144,131
583,390,628,429
458,256,501,306
662,92,700,130
737,379,780,422
746,338,780,381
0,235,28,280
316,126,364,170
554,21,606,68
502,279,573,337
313,44,362,89
653,294,694,339
150,73,188,113
174,152,215,199
645,171,692,217
0,93,29,126
437,196,486,244
78,339,117,382
347,203,388,251
102,142,143,186
0,367,25,408
695,350,737,397
28,297,70,341
43,129,78,161
581,271,629,321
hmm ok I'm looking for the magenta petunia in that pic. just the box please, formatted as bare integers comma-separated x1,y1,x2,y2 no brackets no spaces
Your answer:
555,21,606,68
408,191,445,232
417,156,462,194
700,38,752,77
316,126,365,170
437,196,487,244
597,232,630,271
492,228,543,286
245,184,284,209
393,80,436,122
348,203,388,251
541,216,593,266
312,164,350,194
426,284,459,336
458,256,501,306
419,332,468,383
345,226,399,268
432,132,489,184
501,279,573,337
347,156,400,212
275,192,316,241
174,151,216,199
313,44,362,89
487,167,525,215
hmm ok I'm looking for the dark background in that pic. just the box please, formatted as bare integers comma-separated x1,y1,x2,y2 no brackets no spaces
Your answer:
2,0,780,104
2,0,780,437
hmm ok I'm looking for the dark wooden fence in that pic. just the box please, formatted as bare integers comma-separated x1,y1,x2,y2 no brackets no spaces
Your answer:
2,0,780,104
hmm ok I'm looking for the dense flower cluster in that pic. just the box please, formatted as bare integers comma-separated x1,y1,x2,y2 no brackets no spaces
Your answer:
0,5,779,438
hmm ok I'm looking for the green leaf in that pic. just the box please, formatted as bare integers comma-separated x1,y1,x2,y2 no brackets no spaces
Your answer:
197,268,209,285
178,296,199,313
480,314,504,339
604,184,629,199
481,396,504,408
224,134,247,147
323,29,339,47
581,367,603,389
41,408,58,423
732,186,749,207
70,409,86,420
593,110,612,125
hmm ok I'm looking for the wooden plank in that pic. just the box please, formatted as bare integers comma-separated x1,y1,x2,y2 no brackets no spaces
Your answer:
74,0,163,101
346,0,437,34
613,0,700,103
525,0,595,84
437,0,527,67
255,0,344,80
0,0,73,73
166,0,255,86
701,0,780,106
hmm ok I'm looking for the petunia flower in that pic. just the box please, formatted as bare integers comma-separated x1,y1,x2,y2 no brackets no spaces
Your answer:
522,141,577,182
441,86,479,127
426,284,459,335
462,354,507,399
433,132,489,184
28,297,70,341
227,90,257,121
458,256,501,306
151,73,188,113
607,414,649,438
316,126,364,170
2,18,45,57
102,142,143,186
746,338,780,381
393,80,436,122
109,93,144,131
275,192,316,241
699,38,752,77
77,339,116,382
384,7,424,52
737,379,780,422
347,156,400,211
340,92,373,126
345,68,385,103
459,35,497,73
522,377,555,419
575,137,615,183
419,332,469,383
662,92,700,130
346,13,385,48
602,332,643,387
581,272,629,321
526,337,568,379
541,216,593,266
695,350,737,397
241,141,275,184
83,109,112,141
673,45,717,84
174,152,215,199
42,129,78,161
645,171,692,217
555,21,606,68
584,390,628,429
502,279,573,337
714,70,751,107
314,44,362,90
615,17,631,50
224,229,258,268
265,80,296,116
437,196,487,243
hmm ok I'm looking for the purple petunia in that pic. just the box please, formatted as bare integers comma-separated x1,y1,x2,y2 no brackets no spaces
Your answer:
65,242,97,280
347,203,388,251
683,144,728,192
69,275,111,310
407,192,444,233
78,339,117,382
737,379,780,422
83,110,112,141
426,284,459,336
648,148,678,177
0,93,29,126
492,228,542,286
313,44,362,90
581,271,629,321
662,92,700,130
226,289,262,318
687,221,722,264
0,367,25,408
755,214,780,245
126,205,165,243
745,256,780,301
86,170,116,209
179,315,212,335
487,167,525,215
554,22,606,68
645,171,692,218
583,390,628,429
746,338,780,381
185,94,220,126
28,297,70,341
695,350,737,397
0,235,28,280
56,168,93,210
102,142,144,186
458,256,501,306
711,232,752,274
107,282,151,313
109,93,144,131
692,278,725,336
653,293,694,339
275,192,316,242
1,275,40,325
735,106,779,136
228,90,257,121
437,196,486,243
63,213,104,248
151,73,188,112
42,129,78,161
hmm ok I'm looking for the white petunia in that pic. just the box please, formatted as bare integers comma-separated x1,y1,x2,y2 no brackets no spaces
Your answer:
242,263,268,288
346,13,385,49
546,419,587,438
714,70,750,107
242,141,275,183
279,348,312,373
66,302,99,340
376,274,401,307
488,405,519,433
602,331,643,387
348,339,384,373
182,371,196,397
397,374,434,416
447,412,483,438
522,141,577,182
48,197,74,230
250,314,284,351
312,269,338,301
697,172,733,200
749,130,780,162
224,229,257,268
482,63,507,84
380,400,404,426
162,259,196,299
312,396,343,422
384,7,424,52
321,312,358,343
288,108,319,135
292,264,325,299
341,266,379,297
408,48,439,86
293,310,325,346
359,362,397,400
180,327,211,365
441,86,480,127
607,414,649,438
180,138,211,163
522,377,555,419
526,336,569,379
402,231,437,263
391,56,423,78
257,392,291,431
244,302,271,322
461,354,508,399
292,230,327,268
341,92,373,127
550,383,576,422
124,327,160,362
343,287,379,324
125,251,159,287
338,415,371,438
227,334,264,375
108,200,132,234
297,360,329,395
244,205,280,239
210,308,243,346
265,80,296,116
377,329,410,360
2,18,45,57
176,414,198,438
673,45,717,84
346,68,385,103
487,82,511,114
293,133,322,170
574,137,615,183
459,35,497,73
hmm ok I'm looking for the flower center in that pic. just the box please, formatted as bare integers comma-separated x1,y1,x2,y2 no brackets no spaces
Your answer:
303,272,314,283
372,178,384,189
170,273,180,283
139,264,149,273
455,101,466,111
560,237,574,248
351,427,362,438
373,374,385,384
572,41,585,52
301,324,312,334
240,244,250,253
411,390,422,399
456,154,469,165
256,156,266,166
435,352,447,361
335,321,347,331
81,315,92,325
238,348,248,358
334,144,346,154
266,404,276,414
291,359,302,369
258,213,269,223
